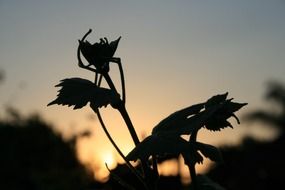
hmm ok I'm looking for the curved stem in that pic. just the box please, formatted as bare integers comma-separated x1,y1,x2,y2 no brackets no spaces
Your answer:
77,29,98,72
95,109,149,189
82,29,92,41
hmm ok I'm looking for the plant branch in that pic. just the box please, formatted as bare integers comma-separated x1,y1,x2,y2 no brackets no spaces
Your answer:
110,57,126,104
102,71,158,189
117,105,140,145
103,72,140,145
117,60,126,104
94,109,149,189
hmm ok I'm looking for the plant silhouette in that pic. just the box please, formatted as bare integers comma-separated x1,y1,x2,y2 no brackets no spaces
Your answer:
48,29,247,190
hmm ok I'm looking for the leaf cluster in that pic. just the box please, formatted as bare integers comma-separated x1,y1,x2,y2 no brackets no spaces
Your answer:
127,93,247,166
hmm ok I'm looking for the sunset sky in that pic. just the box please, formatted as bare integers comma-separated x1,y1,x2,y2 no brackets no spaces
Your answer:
1,0,285,181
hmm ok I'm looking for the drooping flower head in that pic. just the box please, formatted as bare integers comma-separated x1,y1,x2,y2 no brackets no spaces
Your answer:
78,29,121,73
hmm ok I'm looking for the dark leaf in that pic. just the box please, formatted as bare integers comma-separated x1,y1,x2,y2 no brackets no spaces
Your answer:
152,103,204,135
78,31,121,72
152,93,247,135
182,146,204,166
195,142,223,163
224,101,248,114
205,118,233,131
47,78,120,110
126,134,189,161
126,134,209,166
204,100,247,131
205,92,228,109
109,37,121,57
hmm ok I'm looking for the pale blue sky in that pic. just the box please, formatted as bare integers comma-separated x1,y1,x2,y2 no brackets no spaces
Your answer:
1,0,285,146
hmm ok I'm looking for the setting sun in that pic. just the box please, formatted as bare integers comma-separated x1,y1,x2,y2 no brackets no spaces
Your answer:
102,151,117,170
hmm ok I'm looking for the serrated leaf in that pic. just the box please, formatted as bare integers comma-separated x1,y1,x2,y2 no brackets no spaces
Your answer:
47,78,120,110
195,142,223,163
204,100,247,131
151,93,247,136
152,103,205,135
225,101,248,114
205,92,228,109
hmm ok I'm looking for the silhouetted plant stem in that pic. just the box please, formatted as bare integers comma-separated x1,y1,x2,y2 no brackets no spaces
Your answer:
103,72,140,145
95,109,149,190
189,130,198,190
116,101,157,188
94,73,98,84
103,72,157,189
117,104,140,145
102,72,117,92
116,58,126,104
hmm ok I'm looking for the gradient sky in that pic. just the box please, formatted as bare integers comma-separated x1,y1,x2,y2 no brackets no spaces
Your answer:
1,0,285,181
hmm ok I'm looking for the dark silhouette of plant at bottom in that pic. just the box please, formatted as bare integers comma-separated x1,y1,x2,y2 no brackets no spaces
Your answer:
48,29,247,190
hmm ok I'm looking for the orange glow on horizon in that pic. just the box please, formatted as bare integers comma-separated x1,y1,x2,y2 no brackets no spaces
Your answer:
76,133,214,184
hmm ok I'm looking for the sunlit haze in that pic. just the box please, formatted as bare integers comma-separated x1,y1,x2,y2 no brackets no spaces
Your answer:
1,0,285,182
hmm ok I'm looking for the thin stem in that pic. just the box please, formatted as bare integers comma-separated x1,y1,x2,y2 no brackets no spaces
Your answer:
95,109,149,189
94,73,98,84
103,72,140,145
77,29,98,73
189,130,198,190
82,29,92,41
77,43,97,72
103,72,158,189
114,58,126,104
103,72,117,94
98,74,103,86
117,105,140,145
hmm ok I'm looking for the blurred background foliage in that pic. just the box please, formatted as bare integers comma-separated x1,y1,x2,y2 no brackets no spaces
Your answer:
0,107,94,190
